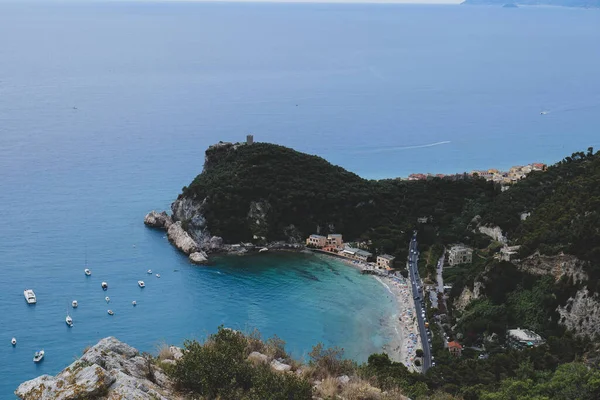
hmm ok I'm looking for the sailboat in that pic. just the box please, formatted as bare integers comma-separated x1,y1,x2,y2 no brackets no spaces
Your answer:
66,303,74,327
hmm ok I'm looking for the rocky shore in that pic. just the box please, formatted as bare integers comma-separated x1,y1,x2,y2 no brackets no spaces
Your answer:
15,337,183,400
144,209,303,264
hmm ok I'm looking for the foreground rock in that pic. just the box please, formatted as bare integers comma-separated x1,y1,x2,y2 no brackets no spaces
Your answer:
16,337,181,400
144,210,173,229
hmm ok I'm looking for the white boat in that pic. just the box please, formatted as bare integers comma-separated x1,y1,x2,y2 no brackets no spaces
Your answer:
33,350,44,363
132,301,137,306
84,269,91,276
72,300,78,308
101,282,108,290
105,296,110,303
540,111,548,115
259,248,269,253
11,338,16,346
147,269,152,274
66,315,73,327
24,289,37,304
107,310,114,315
138,281,145,288
155,274,160,278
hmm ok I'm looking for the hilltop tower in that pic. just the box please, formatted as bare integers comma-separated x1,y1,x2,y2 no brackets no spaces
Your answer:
246,134,254,145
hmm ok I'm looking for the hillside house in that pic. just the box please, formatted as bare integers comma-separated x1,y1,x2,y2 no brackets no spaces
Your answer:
448,245,473,267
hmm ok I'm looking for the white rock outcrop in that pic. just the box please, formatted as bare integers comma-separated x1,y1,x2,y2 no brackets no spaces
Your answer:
247,351,269,364
15,337,181,400
189,251,209,265
144,210,173,229
167,221,199,255
270,359,292,372
557,289,600,338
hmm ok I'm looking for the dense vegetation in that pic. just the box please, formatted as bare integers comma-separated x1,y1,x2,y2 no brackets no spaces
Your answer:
481,148,600,291
161,326,600,400
182,142,496,261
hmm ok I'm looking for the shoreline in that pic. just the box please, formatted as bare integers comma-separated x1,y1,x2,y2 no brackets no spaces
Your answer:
314,252,420,370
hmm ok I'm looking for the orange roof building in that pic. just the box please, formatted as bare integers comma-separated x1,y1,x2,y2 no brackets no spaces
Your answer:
448,341,463,357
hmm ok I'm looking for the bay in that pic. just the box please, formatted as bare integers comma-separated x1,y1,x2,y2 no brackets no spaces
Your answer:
0,1,599,396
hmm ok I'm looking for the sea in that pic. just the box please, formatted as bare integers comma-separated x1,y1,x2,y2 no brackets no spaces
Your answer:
1,1,599,396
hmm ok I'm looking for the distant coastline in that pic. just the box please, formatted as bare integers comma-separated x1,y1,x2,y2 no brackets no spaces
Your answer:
462,0,600,8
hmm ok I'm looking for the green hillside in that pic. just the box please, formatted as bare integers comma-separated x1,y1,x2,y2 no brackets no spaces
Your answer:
181,142,495,258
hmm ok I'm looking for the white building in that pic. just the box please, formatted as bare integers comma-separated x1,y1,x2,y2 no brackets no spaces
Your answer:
342,247,372,262
448,245,473,267
500,245,521,262
507,328,544,349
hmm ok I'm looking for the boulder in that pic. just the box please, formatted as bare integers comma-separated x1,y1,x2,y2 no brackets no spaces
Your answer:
167,221,199,255
247,351,269,365
15,337,181,400
208,236,224,250
337,375,350,385
189,251,209,265
270,359,292,372
144,211,173,229
169,346,184,360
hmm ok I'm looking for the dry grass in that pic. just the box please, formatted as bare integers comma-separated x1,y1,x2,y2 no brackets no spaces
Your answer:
316,376,341,399
340,379,382,400
244,328,266,355
156,342,174,361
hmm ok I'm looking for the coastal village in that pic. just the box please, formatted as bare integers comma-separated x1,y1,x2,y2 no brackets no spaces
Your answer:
407,162,547,188
304,232,546,371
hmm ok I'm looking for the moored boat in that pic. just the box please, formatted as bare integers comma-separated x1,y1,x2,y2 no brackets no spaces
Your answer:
147,269,152,274
84,269,91,276
107,310,114,315
11,338,16,346
72,300,78,308
155,274,160,278
66,315,73,327
24,289,37,304
138,281,145,288
101,282,108,290
33,350,45,363
105,296,110,303
132,300,137,306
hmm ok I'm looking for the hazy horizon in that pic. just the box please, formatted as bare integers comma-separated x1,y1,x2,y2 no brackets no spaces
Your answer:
0,0,464,5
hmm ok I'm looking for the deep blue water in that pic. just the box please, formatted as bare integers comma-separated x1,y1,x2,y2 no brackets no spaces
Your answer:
1,1,600,396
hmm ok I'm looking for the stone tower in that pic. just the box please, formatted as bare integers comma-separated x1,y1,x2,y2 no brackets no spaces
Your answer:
246,134,254,145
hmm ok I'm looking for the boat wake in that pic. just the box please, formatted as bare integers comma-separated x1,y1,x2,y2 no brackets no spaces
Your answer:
355,141,451,154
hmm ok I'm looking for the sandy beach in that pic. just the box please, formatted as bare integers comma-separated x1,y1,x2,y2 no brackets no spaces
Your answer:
375,275,421,371
314,252,421,370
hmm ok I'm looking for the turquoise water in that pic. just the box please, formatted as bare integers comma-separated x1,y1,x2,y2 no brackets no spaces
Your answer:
1,1,600,396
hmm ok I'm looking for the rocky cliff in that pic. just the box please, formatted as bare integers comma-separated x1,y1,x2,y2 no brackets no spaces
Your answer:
16,337,182,400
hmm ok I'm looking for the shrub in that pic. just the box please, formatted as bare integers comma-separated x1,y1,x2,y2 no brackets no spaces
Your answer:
308,342,357,380
172,326,311,400
414,359,421,367
416,349,424,358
